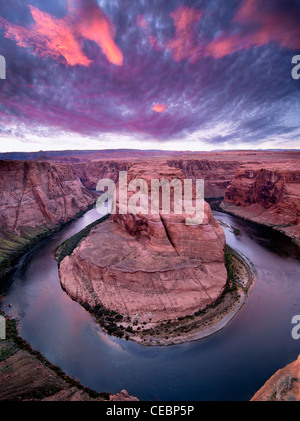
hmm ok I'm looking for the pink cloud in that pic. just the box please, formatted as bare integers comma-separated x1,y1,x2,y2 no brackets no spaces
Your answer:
1,1,123,67
136,14,148,30
136,14,162,51
165,6,203,62
152,103,168,113
205,0,300,58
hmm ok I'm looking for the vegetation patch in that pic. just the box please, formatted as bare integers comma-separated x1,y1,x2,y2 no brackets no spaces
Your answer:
55,214,109,266
0,225,54,280
232,228,241,236
82,302,128,339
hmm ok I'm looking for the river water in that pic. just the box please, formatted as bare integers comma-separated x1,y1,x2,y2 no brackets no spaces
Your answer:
1,208,299,401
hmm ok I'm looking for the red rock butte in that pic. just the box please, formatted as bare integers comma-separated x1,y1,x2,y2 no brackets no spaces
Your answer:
59,162,227,323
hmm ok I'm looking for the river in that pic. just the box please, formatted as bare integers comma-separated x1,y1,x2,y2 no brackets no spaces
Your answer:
1,208,299,401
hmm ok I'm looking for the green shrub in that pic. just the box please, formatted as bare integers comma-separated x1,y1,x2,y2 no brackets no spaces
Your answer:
55,214,109,266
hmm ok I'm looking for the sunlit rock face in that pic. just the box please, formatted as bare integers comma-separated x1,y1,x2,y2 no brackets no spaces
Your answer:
222,163,300,245
251,355,300,401
0,160,96,268
59,162,227,324
0,160,96,234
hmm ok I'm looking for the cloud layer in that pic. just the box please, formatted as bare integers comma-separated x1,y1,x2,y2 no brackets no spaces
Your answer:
0,0,299,150
1,1,123,66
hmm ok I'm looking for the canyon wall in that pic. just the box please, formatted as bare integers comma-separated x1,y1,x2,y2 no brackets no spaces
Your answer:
72,160,130,189
72,157,244,198
71,151,300,199
59,162,227,324
0,160,96,272
167,159,242,198
221,164,300,245
1,150,299,278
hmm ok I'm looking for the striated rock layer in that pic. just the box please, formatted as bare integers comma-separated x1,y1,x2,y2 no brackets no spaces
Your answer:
59,163,227,324
0,160,96,267
69,150,300,199
221,163,300,245
251,355,300,401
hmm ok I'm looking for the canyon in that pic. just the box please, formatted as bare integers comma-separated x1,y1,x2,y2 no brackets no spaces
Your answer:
0,149,299,401
1,149,299,277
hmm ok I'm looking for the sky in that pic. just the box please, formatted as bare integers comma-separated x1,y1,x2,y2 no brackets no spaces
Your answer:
0,0,299,152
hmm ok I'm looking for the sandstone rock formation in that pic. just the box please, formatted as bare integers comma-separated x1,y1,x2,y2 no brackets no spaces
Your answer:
109,389,139,402
167,158,241,198
69,150,300,199
251,355,300,401
0,160,96,271
221,163,300,245
2,150,299,278
59,162,227,324
72,159,130,189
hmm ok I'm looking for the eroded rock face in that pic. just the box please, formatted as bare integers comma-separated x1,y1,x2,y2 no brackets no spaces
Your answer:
251,355,300,401
222,164,300,245
0,160,96,234
73,160,130,189
0,160,96,268
167,159,242,198
59,163,227,324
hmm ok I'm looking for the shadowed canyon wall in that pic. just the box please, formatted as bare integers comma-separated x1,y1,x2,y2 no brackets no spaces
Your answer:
221,163,300,245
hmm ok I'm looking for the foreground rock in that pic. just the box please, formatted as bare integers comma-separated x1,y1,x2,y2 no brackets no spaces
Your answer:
0,342,138,401
221,163,300,245
251,355,300,401
59,163,227,329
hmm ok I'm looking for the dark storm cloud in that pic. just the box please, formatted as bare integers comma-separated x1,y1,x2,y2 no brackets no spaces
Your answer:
0,0,299,148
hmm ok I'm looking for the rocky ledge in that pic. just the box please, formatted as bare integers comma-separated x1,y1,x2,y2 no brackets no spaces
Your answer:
251,355,300,401
0,160,96,276
221,163,300,245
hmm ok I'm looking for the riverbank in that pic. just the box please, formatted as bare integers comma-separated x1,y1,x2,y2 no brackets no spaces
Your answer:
220,202,300,248
125,246,256,346
0,301,138,401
